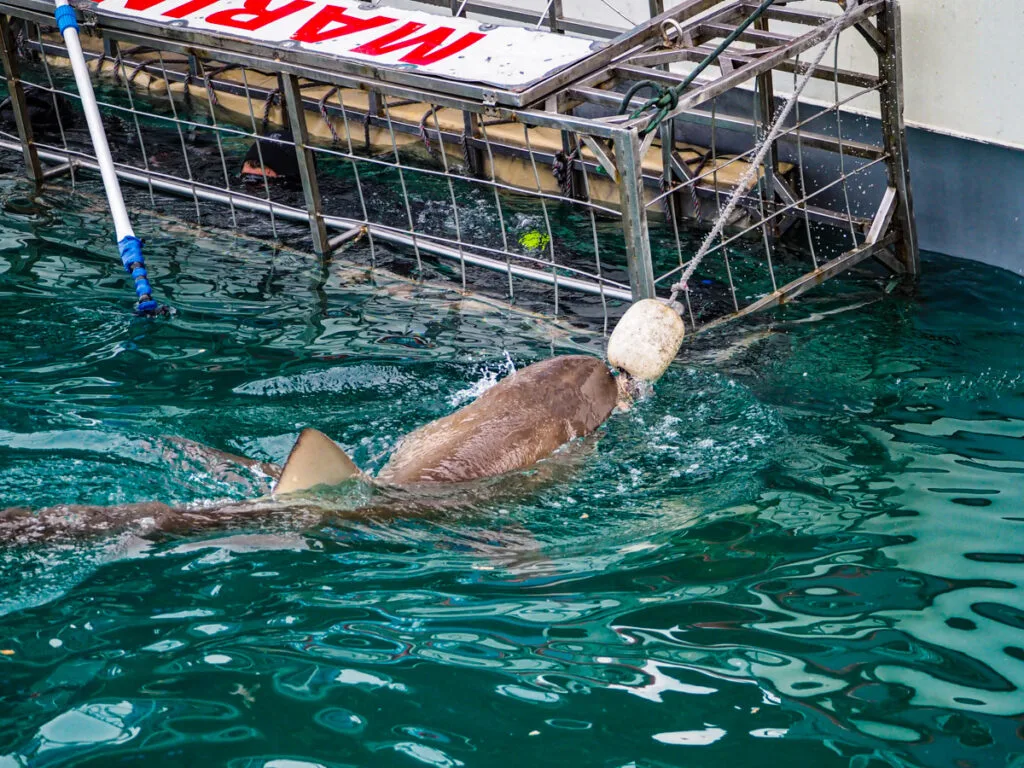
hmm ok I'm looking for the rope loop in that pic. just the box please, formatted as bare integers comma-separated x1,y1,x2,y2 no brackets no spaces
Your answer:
418,106,441,160
261,89,280,133
460,131,476,177
551,140,582,200
204,73,219,108
618,80,668,120
317,87,341,145
182,71,193,110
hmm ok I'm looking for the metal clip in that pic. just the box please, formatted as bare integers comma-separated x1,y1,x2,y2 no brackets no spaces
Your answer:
660,19,685,48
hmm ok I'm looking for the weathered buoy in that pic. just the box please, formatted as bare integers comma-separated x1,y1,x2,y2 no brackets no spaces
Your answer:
607,299,685,382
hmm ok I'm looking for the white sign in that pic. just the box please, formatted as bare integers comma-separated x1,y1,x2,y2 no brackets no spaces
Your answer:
91,0,597,89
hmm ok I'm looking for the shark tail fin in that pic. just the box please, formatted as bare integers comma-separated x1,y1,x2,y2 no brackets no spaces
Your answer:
274,428,361,495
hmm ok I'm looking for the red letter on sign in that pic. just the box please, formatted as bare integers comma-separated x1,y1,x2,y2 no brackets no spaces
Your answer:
163,0,218,18
205,0,313,31
91,0,216,14
118,0,167,11
352,22,485,66
292,5,395,45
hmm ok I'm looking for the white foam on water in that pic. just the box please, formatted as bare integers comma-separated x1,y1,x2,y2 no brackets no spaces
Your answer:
234,364,414,397
392,742,464,768
335,669,408,692
653,727,726,746
447,352,516,407
750,728,788,739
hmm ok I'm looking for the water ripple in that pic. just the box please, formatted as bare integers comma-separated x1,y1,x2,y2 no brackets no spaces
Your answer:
0,173,1021,766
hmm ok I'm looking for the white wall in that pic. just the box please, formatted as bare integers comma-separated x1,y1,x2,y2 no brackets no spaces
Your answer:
399,0,1024,150
612,0,1024,149
871,0,1024,148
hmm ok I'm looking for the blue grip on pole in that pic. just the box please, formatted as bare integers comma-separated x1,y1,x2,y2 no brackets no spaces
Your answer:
118,235,159,314
54,5,78,34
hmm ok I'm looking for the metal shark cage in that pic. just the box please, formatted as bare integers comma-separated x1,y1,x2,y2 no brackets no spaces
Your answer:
0,0,917,330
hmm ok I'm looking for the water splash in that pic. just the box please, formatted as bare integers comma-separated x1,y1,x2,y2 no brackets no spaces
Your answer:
447,351,517,407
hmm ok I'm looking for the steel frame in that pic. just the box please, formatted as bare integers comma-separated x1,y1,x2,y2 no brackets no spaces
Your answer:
0,0,918,330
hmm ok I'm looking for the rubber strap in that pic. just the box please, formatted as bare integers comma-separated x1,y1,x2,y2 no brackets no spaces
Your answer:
54,5,78,35
118,235,158,313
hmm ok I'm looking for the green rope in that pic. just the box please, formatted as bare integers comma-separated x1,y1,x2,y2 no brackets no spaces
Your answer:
619,0,777,137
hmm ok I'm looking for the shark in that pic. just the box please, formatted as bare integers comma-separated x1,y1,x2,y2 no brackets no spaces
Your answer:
0,301,686,544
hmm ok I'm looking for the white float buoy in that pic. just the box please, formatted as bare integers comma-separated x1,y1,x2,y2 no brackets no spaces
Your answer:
607,299,685,382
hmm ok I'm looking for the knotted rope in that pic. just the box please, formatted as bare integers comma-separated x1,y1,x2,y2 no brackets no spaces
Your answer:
669,5,852,303
620,0,776,138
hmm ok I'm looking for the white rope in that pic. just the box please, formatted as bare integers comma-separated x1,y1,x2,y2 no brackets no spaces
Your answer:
669,7,852,302
534,0,556,29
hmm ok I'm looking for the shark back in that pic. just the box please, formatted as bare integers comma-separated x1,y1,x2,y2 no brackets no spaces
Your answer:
377,355,617,486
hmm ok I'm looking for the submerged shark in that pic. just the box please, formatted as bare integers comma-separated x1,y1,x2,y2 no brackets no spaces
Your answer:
278,354,619,492
1,301,686,543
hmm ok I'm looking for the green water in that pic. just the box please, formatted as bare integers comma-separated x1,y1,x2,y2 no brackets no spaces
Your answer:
0,177,1022,768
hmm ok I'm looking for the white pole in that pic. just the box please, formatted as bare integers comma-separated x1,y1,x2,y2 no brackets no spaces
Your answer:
55,0,132,240
54,0,161,313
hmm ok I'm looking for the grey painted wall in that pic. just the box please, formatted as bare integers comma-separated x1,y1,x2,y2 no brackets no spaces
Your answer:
908,128,1024,275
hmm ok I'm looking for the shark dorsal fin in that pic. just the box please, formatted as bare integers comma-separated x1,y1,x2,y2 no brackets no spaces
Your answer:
274,428,361,495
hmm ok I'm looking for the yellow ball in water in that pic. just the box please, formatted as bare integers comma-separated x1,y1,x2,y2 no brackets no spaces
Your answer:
518,230,550,251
